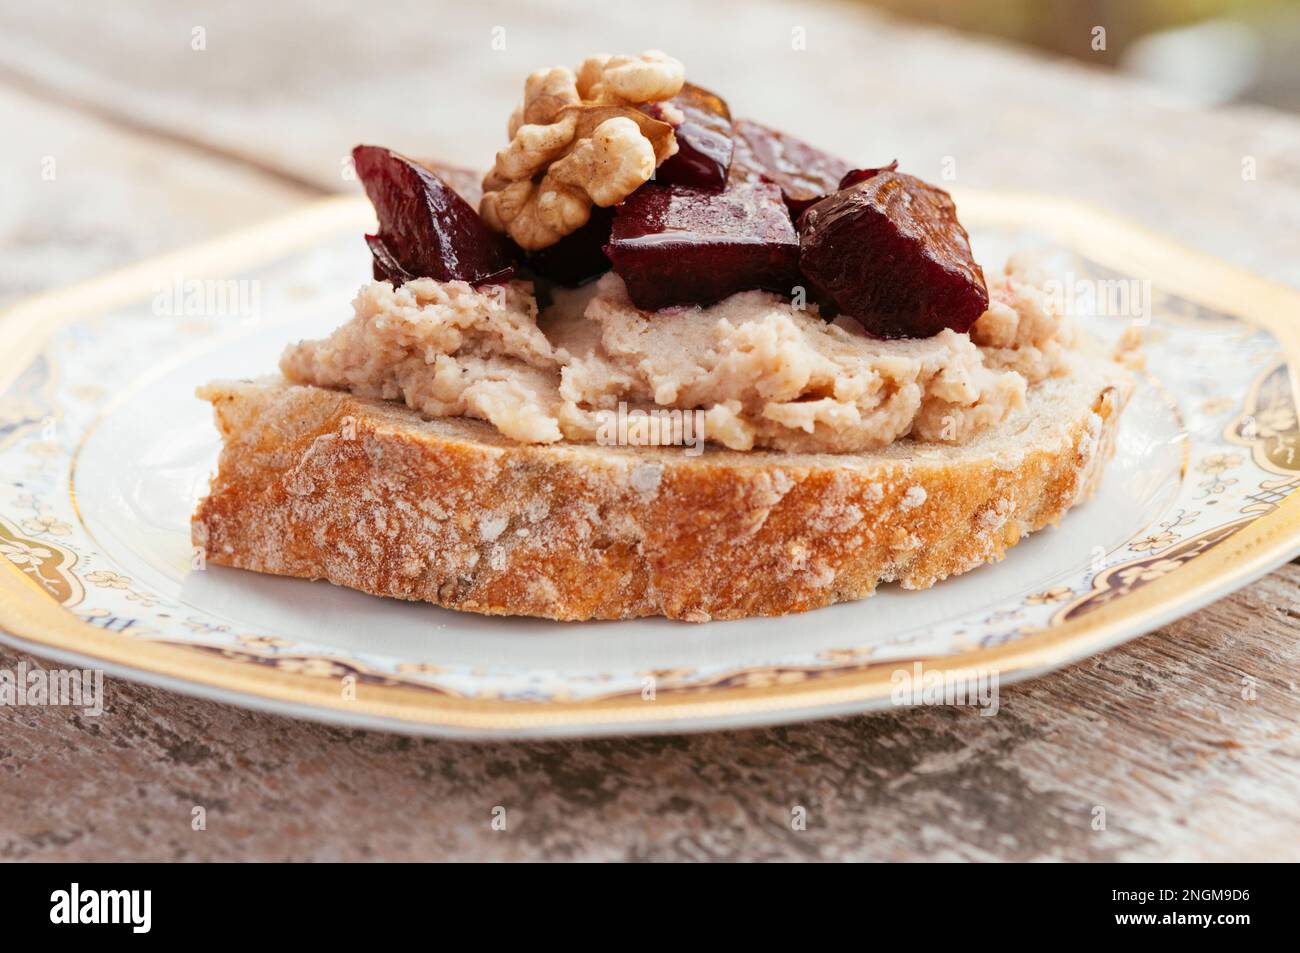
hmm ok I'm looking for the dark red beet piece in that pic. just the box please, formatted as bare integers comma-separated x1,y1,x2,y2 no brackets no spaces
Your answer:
731,119,851,218
797,170,988,339
606,181,801,311
642,83,734,192
365,234,416,284
416,159,484,208
352,145,514,286
838,161,898,191
521,206,613,286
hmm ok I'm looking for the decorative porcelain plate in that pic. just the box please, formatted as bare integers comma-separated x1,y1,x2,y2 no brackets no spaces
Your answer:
2,192,1299,738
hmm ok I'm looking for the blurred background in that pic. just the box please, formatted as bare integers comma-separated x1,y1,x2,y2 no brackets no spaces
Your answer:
870,0,1300,112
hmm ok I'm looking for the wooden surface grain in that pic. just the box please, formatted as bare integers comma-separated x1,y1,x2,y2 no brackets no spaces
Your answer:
0,83,313,309
3,0,1300,862
5,566,1299,862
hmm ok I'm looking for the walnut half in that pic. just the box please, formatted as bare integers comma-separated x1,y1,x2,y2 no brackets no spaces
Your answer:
480,52,685,250
575,51,686,105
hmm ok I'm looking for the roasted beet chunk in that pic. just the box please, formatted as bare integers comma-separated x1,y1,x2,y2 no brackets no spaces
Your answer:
352,145,514,286
838,161,898,191
731,119,851,218
522,206,613,286
415,159,484,208
607,181,800,310
643,83,734,191
797,170,988,339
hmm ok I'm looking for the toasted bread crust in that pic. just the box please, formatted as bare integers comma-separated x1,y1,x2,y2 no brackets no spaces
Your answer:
192,366,1131,622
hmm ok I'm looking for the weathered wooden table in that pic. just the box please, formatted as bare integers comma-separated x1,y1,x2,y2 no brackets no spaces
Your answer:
4,0,1299,861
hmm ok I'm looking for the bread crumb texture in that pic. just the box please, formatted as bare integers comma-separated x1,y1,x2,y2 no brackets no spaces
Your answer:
194,347,1132,620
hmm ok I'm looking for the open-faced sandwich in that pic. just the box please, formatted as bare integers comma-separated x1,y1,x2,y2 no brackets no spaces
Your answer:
192,51,1138,622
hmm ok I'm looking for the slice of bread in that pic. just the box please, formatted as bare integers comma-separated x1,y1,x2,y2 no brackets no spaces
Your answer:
192,349,1132,622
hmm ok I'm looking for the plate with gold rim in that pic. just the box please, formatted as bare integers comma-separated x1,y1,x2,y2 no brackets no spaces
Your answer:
2,191,1299,739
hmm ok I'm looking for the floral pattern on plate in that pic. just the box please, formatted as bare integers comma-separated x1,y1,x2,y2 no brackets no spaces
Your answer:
0,218,1297,712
